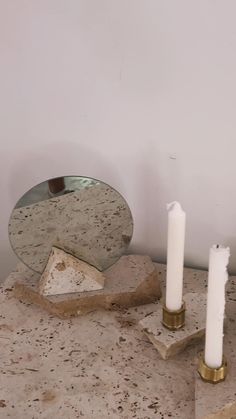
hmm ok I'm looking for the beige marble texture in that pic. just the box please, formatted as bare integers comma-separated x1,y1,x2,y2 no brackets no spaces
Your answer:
139,292,206,359
39,247,105,296
0,263,235,418
14,255,161,317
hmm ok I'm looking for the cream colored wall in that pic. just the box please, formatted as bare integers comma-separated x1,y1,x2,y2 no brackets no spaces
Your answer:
1,1,236,278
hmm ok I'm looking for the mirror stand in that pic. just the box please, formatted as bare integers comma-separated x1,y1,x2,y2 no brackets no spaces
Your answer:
13,254,161,318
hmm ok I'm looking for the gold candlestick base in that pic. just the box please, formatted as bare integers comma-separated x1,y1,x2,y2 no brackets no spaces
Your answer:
162,303,185,331
198,353,227,384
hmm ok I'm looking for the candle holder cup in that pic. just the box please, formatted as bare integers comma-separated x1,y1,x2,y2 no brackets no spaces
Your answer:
162,302,185,331
198,353,227,384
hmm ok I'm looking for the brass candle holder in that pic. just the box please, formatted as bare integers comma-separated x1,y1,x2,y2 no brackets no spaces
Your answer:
162,302,185,331
198,353,227,384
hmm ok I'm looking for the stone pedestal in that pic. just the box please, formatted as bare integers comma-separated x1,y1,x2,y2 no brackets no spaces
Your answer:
139,292,206,359
195,360,236,419
13,254,161,318
195,300,236,419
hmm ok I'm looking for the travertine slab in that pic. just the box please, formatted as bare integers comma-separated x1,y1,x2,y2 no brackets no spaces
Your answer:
195,299,236,419
39,247,105,296
14,255,161,318
139,292,206,359
2,263,235,418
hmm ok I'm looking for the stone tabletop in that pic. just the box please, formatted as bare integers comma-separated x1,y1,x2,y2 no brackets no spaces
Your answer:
0,263,235,419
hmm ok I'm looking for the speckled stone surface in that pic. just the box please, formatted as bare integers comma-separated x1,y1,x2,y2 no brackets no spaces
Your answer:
13,255,161,318
139,292,206,359
39,247,105,296
0,263,235,419
195,298,236,419
8,182,133,273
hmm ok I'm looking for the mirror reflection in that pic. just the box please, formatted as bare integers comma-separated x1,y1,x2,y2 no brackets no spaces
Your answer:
9,176,133,273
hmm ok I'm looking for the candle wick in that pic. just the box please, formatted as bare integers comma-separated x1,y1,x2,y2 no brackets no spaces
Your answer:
216,244,219,248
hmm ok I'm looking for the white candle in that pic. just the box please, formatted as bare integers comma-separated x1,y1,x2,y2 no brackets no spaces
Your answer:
204,245,230,369
166,201,186,311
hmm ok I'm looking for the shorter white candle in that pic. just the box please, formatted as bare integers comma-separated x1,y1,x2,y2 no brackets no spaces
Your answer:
204,245,230,369
166,201,186,311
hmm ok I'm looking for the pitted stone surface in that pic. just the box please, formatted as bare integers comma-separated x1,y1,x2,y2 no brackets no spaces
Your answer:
14,255,161,317
139,292,206,359
39,247,105,296
1,263,235,418
0,262,198,419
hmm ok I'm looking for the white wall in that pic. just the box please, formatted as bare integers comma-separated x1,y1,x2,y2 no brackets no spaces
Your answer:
1,0,236,279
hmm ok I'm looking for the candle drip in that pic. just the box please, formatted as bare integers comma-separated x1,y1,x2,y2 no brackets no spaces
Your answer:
204,245,230,369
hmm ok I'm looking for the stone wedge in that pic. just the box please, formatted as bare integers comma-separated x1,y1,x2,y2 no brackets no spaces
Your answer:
39,247,105,296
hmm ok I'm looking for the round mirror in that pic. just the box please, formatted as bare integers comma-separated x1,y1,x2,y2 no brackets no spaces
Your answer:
8,176,133,273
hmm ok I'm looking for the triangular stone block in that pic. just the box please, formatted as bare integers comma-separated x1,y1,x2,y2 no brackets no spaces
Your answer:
39,247,105,296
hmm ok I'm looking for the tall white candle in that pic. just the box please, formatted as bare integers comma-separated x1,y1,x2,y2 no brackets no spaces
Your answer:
166,201,186,311
204,245,230,369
